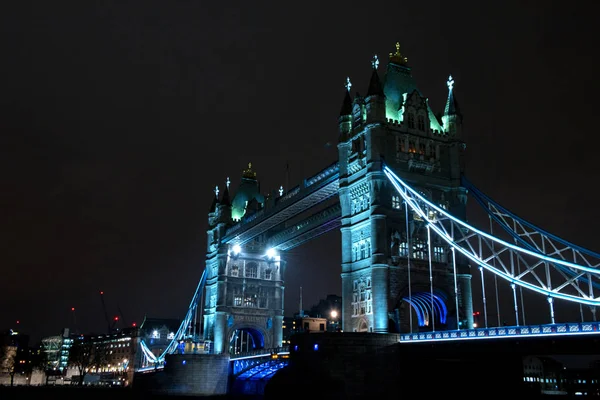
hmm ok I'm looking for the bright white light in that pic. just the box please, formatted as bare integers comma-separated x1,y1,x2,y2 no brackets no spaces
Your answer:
233,244,241,255
266,248,276,259
330,310,338,319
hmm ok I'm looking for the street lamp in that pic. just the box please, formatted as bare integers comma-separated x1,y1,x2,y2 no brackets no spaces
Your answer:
330,310,338,319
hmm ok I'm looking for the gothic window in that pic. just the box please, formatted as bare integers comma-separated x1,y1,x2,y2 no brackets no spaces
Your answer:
244,295,257,308
397,137,406,153
392,195,401,209
264,269,272,280
407,113,415,129
412,239,427,260
231,265,239,277
259,296,267,308
408,140,416,153
399,241,408,257
352,277,373,317
418,115,425,131
234,296,242,307
245,262,258,279
434,246,445,262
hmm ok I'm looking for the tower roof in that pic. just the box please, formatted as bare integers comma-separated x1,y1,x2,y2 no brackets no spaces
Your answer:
231,163,264,221
367,67,384,97
221,177,231,206
382,42,443,131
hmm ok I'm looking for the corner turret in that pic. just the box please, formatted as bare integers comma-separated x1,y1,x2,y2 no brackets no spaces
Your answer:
442,75,462,136
209,186,219,212
338,77,353,142
220,177,231,207
365,55,386,122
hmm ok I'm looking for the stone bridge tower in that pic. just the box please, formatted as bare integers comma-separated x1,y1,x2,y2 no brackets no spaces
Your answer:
203,164,284,354
337,45,474,334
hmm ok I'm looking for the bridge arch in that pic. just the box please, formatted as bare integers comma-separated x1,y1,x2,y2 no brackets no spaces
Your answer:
393,286,450,333
228,324,266,355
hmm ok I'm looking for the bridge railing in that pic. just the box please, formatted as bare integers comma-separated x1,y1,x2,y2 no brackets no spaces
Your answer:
400,322,600,342
229,346,290,360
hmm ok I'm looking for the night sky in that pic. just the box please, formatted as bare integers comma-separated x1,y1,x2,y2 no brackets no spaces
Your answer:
1,1,598,343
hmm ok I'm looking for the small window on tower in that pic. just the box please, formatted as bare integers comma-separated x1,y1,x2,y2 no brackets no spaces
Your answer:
418,115,425,131
407,113,415,129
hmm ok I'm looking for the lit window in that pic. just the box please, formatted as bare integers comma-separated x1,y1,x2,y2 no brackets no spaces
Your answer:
234,296,242,307
433,246,445,262
392,196,401,210
245,263,258,279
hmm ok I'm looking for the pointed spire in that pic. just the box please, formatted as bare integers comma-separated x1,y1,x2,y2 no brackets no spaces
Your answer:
444,75,461,118
367,55,384,97
209,185,219,212
221,177,231,206
340,77,353,116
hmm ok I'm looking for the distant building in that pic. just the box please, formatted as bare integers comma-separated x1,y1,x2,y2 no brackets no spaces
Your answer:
309,294,342,319
41,328,73,372
0,329,32,385
522,356,564,394
67,326,139,386
308,294,342,332
282,315,328,344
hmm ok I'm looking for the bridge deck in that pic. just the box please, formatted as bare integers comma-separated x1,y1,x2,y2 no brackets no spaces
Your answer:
400,321,600,342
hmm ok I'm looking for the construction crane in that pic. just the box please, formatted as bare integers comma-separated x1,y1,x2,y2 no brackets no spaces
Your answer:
99,291,111,334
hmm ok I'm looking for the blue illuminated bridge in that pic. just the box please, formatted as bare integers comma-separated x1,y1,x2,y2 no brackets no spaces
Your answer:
134,162,600,396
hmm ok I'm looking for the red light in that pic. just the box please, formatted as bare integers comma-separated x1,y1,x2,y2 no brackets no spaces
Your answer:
16,320,20,324
100,291,104,295
132,323,137,327
71,307,75,311
114,316,119,321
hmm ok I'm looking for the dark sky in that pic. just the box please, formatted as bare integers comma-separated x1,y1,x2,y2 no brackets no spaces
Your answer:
1,1,598,343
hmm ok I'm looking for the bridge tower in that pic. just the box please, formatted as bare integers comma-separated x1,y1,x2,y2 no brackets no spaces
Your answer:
337,44,474,334
203,164,285,354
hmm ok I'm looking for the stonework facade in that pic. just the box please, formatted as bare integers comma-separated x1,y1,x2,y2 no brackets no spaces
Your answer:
203,45,473,349
337,46,473,333
203,169,284,355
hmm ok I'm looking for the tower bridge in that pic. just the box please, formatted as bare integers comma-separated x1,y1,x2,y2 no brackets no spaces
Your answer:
135,43,600,397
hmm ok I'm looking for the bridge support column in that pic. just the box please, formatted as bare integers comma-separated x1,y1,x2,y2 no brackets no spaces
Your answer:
372,265,389,333
213,311,228,354
274,315,283,347
457,274,474,329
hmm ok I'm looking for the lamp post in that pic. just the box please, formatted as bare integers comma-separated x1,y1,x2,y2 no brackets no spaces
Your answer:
330,310,339,332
